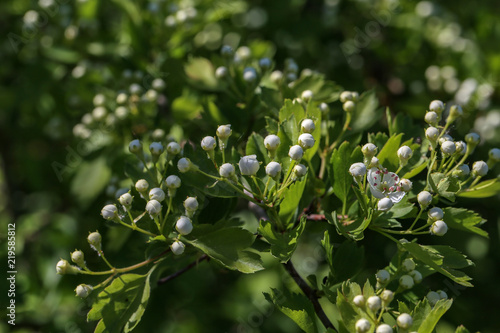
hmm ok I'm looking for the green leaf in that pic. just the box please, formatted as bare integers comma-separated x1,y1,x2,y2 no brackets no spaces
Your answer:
385,195,416,219
258,217,306,262
431,173,461,202
325,211,370,241
331,142,362,203
350,91,382,133
171,92,203,122
458,178,500,198
88,268,155,333
377,133,404,171
246,132,270,166
400,242,474,287
265,288,318,333
417,299,453,333
71,157,111,207
367,132,389,150
443,207,488,238
184,57,218,89
455,325,471,333
410,299,432,330
329,240,364,284
403,160,428,179
265,116,279,134
184,221,263,273
279,175,308,225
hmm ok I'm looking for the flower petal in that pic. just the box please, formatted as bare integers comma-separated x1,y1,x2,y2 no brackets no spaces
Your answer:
369,185,386,199
388,191,406,203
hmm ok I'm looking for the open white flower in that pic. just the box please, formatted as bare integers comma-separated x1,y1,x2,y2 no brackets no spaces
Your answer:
367,168,405,203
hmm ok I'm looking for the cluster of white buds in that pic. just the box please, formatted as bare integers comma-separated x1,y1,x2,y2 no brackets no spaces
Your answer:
340,91,359,113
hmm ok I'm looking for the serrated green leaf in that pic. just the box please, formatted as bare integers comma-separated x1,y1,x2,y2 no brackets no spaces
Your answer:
350,91,381,133
417,299,453,333
265,288,318,333
431,173,460,202
458,178,500,198
279,175,308,225
184,221,263,273
410,299,432,330
403,160,428,179
71,157,111,207
377,133,404,171
400,242,473,287
246,132,270,166
265,116,279,134
330,241,364,284
443,207,488,238
171,93,203,122
331,142,362,203
88,269,154,333
258,217,306,262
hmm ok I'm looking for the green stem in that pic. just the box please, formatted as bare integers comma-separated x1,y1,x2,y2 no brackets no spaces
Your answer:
98,251,115,270
408,207,424,231
328,112,351,152
161,196,173,231
117,218,156,237
263,177,272,200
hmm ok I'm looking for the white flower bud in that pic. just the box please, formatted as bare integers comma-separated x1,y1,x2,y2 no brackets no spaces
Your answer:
427,291,441,306
220,45,233,57
119,192,133,207
425,127,440,141
465,132,480,145
166,142,181,155
184,197,199,214
355,318,371,333
135,179,149,193
149,188,166,202
177,158,192,173
424,111,438,125
236,46,251,60
366,296,382,312
440,141,456,155
165,175,181,189
243,67,257,82
349,162,367,177
417,191,432,206
87,231,102,252
447,104,463,121
429,100,444,113
129,83,142,95
219,163,236,178
301,119,316,133
437,290,448,299
397,313,413,329
215,66,228,79
340,91,353,103
129,139,142,154
149,142,164,156
75,284,93,298
264,134,281,151
259,58,271,70
362,143,377,158
397,145,413,161
409,270,422,284
101,204,118,220
353,295,365,307
453,164,470,178
145,89,158,102
455,141,467,155
266,162,282,178
430,220,448,236
201,136,217,151
176,216,193,235
171,240,185,255
217,125,232,149
376,269,390,284
402,258,415,272
298,133,315,150
378,198,393,212
288,145,304,161
239,155,260,176
92,106,107,121
375,324,393,333
381,289,394,305
56,259,79,275
146,200,162,218
93,94,105,106
489,148,500,162
438,134,453,145
301,90,313,102
116,92,128,105
399,275,414,289
319,102,329,114
472,161,488,177
368,157,380,169
343,101,355,112
115,106,129,119
152,78,166,90
428,207,444,221
399,179,412,192
293,164,307,178
270,70,283,83
68,249,84,268
152,129,165,141
351,92,359,102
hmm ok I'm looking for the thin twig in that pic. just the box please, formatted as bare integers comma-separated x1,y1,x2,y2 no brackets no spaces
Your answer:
283,260,336,331
157,254,209,285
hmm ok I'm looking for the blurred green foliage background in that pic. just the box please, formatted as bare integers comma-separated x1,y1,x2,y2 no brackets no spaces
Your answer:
1,0,499,332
